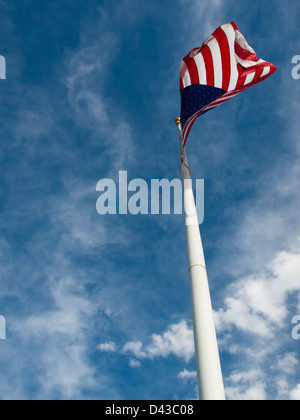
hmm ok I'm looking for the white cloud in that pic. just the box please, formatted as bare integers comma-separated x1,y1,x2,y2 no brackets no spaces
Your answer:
215,297,273,338
122,341,147,359
145,321,194,362
225,370,267,401
215,245,300,339
290,384,300,400
215,244,300,400
98,342,117,352
121,320,194,364
129,359,141,368
10,274,97,399
37,343,96,400
226,382,267,401
177,369,197,381
275,353,299,376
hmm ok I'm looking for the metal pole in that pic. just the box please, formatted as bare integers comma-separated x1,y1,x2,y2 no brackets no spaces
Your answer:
175,118,226,401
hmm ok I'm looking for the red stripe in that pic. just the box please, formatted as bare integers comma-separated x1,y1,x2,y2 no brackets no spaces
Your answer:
182,108,204,147
201,45,214,87
251,67,264,81
183,116,197,147
183,56,199,85
267,63,277,77
235,64,246,89
231,22,238,31
213,27,231,91
183,124,193,147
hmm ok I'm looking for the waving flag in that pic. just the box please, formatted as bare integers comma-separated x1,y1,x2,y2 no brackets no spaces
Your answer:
180,22,277,146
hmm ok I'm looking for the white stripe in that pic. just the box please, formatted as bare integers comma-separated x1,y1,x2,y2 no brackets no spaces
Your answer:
204,35,214,46
261,66,271,78
193,53,207,85
207,37,223,89
203,105,220,111
221,23,239,92
180,60,191,89
212,92,239,104
223,91,240,98
245,72,255,85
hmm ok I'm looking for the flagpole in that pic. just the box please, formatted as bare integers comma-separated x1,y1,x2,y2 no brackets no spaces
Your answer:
175,118,225,401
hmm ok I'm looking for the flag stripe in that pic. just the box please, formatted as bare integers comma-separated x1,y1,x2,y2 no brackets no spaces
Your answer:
208,37,223,89
222,23,240,91
235,63,247,89
180,60,191,89
213,27,231,91
261,66,271,78
193,53,207,85
245,72,255,85
231,22,238,31
183,56,199,85
201,45,214,86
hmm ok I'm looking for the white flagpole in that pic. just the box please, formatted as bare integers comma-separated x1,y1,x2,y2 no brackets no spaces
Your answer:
175,118,226,401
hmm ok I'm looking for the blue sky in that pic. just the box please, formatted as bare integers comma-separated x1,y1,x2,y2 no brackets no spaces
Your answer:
0,0,300,400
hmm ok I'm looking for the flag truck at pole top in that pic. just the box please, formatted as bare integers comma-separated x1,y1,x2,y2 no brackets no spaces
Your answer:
176,22,276,400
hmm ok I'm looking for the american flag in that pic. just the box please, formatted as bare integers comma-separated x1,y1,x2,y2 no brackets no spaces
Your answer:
180,22,277,147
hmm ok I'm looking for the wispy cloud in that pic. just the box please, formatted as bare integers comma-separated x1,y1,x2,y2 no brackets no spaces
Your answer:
178,0,226,44
0,3,140,400
63,9,136,175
